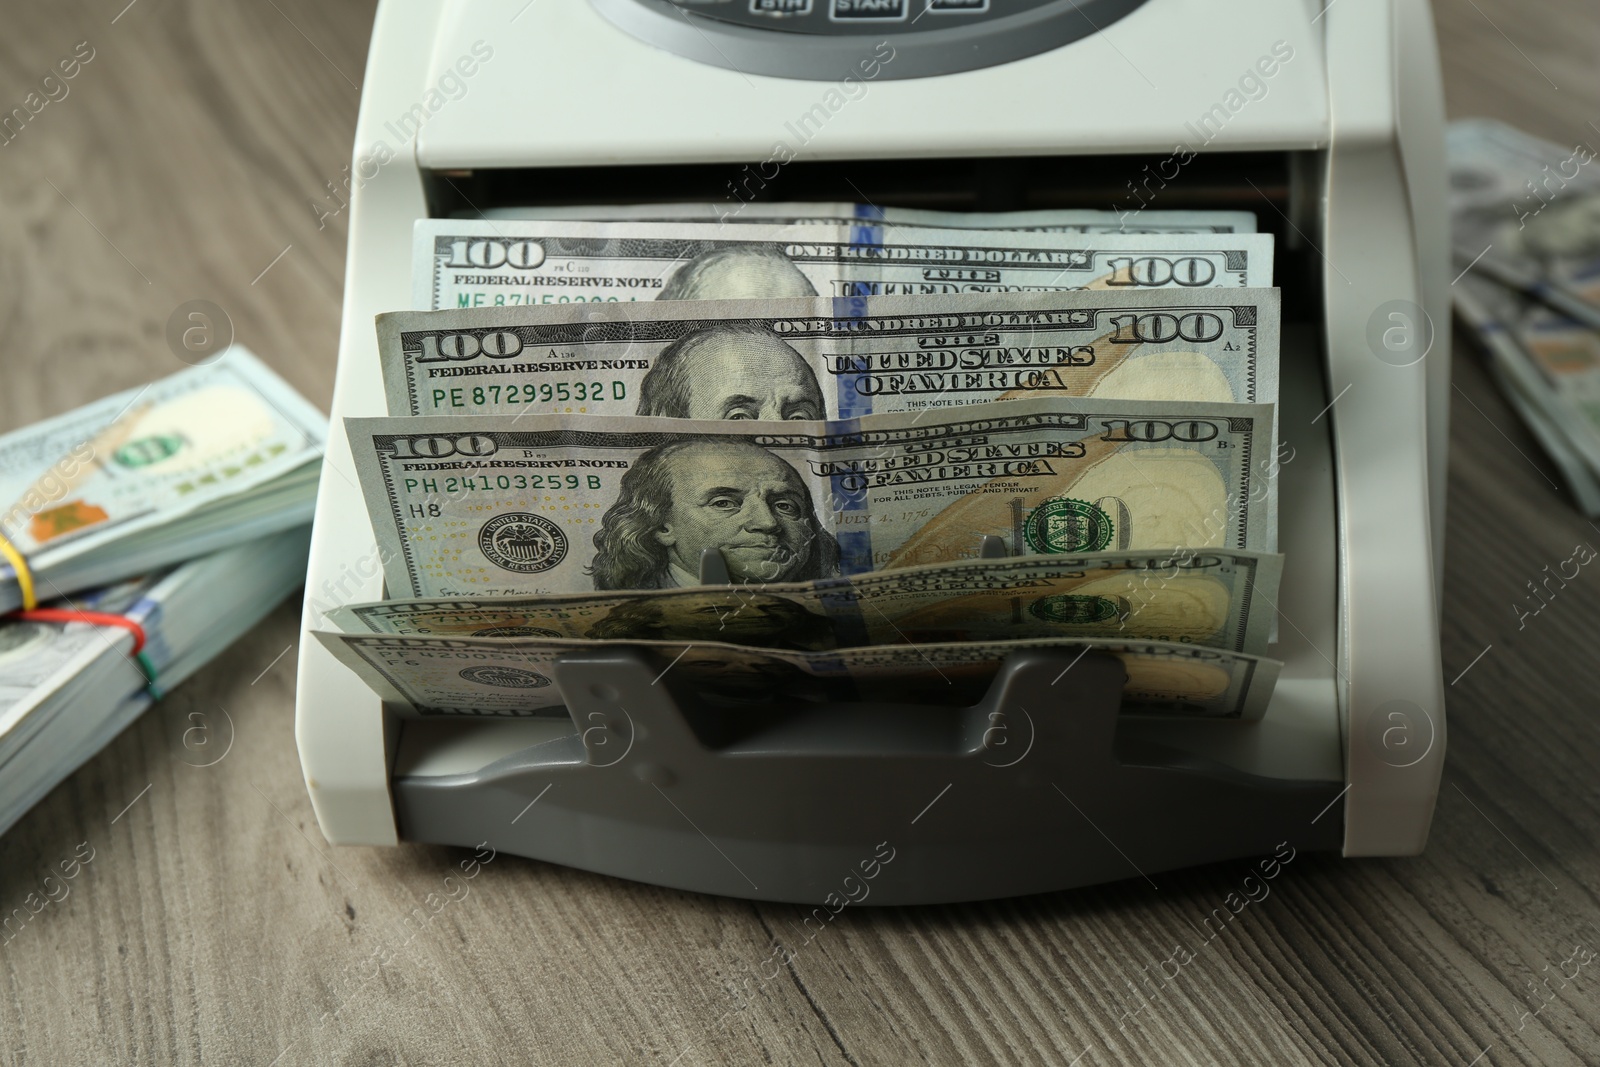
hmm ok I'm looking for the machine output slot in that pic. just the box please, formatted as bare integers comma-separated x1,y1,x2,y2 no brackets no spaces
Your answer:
424,151,1291,214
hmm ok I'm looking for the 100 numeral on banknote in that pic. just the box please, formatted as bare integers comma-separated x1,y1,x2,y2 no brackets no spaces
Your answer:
348,397,1274,599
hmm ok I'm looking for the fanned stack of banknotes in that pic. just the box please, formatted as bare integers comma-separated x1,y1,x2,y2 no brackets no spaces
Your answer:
0,350,325,836
1451,119,1600,514
317,204,1288,721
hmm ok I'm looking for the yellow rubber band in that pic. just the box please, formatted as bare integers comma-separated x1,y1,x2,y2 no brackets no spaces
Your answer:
0,534,37,611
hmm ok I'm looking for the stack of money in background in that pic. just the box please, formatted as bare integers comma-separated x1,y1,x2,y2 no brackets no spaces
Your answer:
1450,119,1600,514
322,210,1288,720
0,349,324,836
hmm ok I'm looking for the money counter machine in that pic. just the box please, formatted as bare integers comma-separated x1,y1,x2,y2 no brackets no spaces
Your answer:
295,0,1451,903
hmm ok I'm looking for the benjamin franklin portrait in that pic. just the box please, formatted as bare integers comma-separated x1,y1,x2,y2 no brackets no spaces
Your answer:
657,246,819,301
637,325,825,421
589,439,840,590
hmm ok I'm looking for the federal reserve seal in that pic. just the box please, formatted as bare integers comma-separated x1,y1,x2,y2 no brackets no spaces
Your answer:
458,665,553,689
471,626,562,638
478,513,568,574
1029,594,1124,625
1024,498,1114,554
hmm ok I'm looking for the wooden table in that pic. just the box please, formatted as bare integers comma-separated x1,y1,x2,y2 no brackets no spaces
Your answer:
3,2,1599,1063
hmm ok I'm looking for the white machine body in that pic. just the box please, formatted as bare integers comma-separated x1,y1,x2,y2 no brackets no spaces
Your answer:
297,0,1449,864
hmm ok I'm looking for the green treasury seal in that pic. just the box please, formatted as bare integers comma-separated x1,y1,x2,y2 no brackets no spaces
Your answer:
1029,594,1124,625
1024,498,1114,554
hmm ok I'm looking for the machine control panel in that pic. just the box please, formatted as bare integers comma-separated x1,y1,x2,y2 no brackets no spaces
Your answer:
592,0,1147,78
661,0,1045,34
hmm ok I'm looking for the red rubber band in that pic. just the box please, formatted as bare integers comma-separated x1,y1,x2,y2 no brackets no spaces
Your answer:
12,608,147,655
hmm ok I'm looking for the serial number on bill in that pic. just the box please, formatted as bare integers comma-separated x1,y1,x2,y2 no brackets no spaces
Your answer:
454,293,640,306
403,474,608,495
430,382,629,408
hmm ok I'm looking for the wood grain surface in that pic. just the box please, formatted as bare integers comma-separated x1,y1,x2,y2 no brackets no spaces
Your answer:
3,2,1600,1064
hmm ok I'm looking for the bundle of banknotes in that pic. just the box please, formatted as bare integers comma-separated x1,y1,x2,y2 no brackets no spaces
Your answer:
1450,119,1600,514
320,207,1288,719
0,349,324,835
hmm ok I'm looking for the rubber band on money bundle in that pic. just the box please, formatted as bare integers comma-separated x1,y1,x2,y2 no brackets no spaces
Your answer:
11,608,160,695
0,534,37,611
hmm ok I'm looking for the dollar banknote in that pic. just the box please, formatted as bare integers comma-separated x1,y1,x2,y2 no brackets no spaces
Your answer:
376,289,1280,423
0,348,326,613
347,397,1276,600
1454,272,1600,471
1449,119,1600,329
469,202,1258,234
1454,272,1600,513
0,527,310,835
1479,343,1600,516
0,572,160,751
413,219,1275,310
313,631,1281,720
324,549,1282,655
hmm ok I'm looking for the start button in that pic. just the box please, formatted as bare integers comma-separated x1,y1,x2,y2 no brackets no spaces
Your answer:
829,0,908,19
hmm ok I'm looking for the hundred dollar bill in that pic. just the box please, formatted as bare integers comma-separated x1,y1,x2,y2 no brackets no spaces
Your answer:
376,289,1281,422
0,528,310,835
1454,271,1600,474
470,202,1259,234
325,549,1282,656
1449,119,1600,329
1454,272,1600,512
413,219,1275,309
0,348,325,614
1479,342,1600,516
347,397,1276,599
312,631,1282,720
0,572,162,751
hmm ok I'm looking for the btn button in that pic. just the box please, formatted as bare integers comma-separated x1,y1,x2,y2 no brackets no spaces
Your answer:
751,0,813,13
